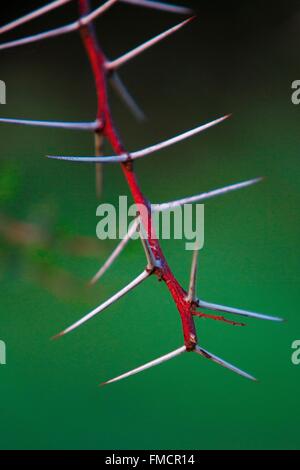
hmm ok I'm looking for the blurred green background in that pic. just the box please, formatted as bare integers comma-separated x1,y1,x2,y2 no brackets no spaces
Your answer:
0,0,299,450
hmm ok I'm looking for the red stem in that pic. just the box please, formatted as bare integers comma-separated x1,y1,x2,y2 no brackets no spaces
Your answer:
78,0,197,350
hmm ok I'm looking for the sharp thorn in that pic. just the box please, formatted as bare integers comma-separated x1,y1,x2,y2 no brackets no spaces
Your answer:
107,17,195,71
0,22,78,51
53,270,150,338
101,346,186,386
194,345,257,381
80,0,119,26
197,299,284,322
121,0,193,15
186,247,200,302
0,118,98,131
138,222,158,270
153,177,263,211
131,115,229,159
110,73,146,122
0,0,72,36
90,218,139,285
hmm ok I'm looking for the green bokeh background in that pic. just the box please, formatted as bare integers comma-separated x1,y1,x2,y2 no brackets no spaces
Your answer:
0,0,299,450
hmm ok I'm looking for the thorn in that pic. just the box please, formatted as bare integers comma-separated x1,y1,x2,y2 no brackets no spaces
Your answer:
121,0,193,15
194,345,257,381
153,177,263,211
0,22,78,51
186,247,200,302
0,0,118,51
131,114,228,160
101,346,186,386
138,222,158,270
47,154,128,163
81,0,119,26
47,115,229,163
196,299,284,322
90,218,139,285
110,73,146,121
107,17,195,71
0,0,72,36
0,118,98,131
52,270,150,338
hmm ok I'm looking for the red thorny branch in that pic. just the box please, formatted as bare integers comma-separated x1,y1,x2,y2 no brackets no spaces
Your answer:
0,0,283,385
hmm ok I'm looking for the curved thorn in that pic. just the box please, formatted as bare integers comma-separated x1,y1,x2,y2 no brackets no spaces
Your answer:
47,115,229,163
121,0,193,15
197,299,284,322
195,345,257,381
0,118,98,131
90,218,140,285
107,16,195,71
52,270,150,339
153,177,263,211
101,346,186,386
0,0,72,36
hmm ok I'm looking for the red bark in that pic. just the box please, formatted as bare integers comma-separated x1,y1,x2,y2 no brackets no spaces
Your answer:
78,0,197,350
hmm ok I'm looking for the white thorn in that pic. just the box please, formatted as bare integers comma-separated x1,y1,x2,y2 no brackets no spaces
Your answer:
130,115,228,159
106,17,194,71
197,300,284,322
0,118,99,131
153,177,263,212
0,22,78,51
90,218,139,285
186,248,199,302
47,154,128,163
80,0,119,26
138,223,158,270
0,0,118,51
194,345,257,381
121,0,192,15
0,0,72,36
53,270,150,338
102,346,186,386
110,73,146,121
47,115,229,163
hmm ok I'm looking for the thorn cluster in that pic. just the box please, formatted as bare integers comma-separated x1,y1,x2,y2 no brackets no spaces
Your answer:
0,0,283,386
